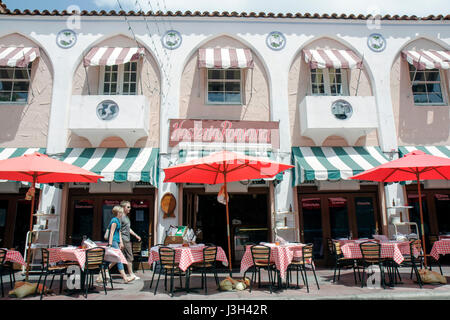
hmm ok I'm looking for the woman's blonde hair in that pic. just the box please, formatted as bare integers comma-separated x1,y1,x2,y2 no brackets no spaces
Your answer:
112,205,124,217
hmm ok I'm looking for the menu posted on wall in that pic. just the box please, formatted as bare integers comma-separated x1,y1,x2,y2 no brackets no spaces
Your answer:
169,119,280,148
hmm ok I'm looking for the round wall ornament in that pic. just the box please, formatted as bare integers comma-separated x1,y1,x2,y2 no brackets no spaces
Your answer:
266,31,286,51
161,192,177,218
162,30,182,50
56,29,77,49
96,100,119,121
367,33,386,52
331,99,353,120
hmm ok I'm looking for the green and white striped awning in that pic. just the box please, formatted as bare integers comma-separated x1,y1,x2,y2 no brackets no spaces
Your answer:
59,148,160,186
399,146,450,158
175,148,285,181
292,146,390,185
0,147,160,187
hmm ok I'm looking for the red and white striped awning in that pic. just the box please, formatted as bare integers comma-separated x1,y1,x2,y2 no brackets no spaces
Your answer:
83,47,145,67
198,48,254,69
0,47,40,68
303,49,363,69
401,50,450,70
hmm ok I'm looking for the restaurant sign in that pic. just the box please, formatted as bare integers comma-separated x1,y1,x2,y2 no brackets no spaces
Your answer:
169,119,280,148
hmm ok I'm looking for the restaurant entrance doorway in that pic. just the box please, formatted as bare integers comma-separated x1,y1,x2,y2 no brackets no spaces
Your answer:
183,187,270,266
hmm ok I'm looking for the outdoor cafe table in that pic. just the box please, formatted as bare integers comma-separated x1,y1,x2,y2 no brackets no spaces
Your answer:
240,242,306,280
338,240,418,265
148,244,229,272
430,239,450,261
1,249,26,266
48,246,128,270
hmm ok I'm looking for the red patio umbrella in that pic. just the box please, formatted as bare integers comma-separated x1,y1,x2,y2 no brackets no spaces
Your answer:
163,150,294,275
350,150,450,267
0,152,103,279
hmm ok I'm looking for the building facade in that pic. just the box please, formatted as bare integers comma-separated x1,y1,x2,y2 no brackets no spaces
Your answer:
0,2,448,264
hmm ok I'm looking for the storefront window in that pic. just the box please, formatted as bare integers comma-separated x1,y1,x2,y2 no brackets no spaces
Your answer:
130,200,150,250
329,197,349,239
301,198,323,258
72,199,94,245
435,193,450,234
0,200,7,247
408,194,429,239
355,197,376,238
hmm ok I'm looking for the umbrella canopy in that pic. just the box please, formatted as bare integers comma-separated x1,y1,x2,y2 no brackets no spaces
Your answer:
163,150,294,274
350,150,450,267
0,152,104,183
0,152,103,279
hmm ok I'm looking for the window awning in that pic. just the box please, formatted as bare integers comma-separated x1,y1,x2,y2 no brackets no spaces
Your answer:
399,146,450,158
302,49,363,69
292,146,389,185
0,147,159,187
0,47,40,68
83,47,145,67
401,50,450,70
198,48,254,69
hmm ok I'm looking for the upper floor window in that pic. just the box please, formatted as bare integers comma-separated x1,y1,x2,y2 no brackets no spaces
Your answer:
207,69,242,104
100,61,138,95
0,63,31,103
310,68,348,96
408,64,445,105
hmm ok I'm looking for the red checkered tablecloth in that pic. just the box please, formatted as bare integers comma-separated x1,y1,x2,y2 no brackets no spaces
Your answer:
148,244,229,272
430,240,450,261
240,243,306,280
340,241,416,265
3,250,26,266
48,246,128,270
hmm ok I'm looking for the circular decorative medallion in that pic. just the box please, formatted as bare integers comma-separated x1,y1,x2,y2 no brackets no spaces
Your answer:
331,99,353,120
162,30,182,50
367,33,386,52
161,192,177,218
56,29,77,49
266,31,286,51
96,100,119,121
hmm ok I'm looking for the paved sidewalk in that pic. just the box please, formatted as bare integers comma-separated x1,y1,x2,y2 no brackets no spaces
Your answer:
2,265,450,300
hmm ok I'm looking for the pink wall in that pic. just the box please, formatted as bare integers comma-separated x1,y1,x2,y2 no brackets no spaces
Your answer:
179,36,270,121
69,35,161,148
288,38,379,147
390,38,450,146
0,33,53,148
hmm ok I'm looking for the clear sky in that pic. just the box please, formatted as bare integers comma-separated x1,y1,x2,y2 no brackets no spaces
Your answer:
2,0,450,16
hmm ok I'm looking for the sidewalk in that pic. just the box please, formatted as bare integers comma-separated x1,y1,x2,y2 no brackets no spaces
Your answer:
2,265,450,300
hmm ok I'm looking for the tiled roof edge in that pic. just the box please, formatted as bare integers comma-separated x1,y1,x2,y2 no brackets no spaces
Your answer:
0,8,448,21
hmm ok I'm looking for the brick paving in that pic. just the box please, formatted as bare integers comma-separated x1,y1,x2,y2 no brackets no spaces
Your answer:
1,265,450,300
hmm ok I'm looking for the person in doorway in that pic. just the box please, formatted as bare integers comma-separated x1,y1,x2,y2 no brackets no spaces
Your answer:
106,205,133,284
120,200,142,281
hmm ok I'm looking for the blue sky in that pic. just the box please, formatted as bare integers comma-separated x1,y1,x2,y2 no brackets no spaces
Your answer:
3,0,450,16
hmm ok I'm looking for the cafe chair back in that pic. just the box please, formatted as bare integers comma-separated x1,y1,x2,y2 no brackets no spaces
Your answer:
287,243,320,293
149,243,164,289
35,248,69,300
0,249,15,297
154,246,184,297
398,240,424,288
329,240,361,285
83,247,109,298
132,241,146,273
189,246,219,294
249,245,275,294
359,241,387,289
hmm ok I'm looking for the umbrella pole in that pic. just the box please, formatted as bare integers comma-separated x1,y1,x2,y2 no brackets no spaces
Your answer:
25,175,37,281
416,176,427,269
224,176,233,277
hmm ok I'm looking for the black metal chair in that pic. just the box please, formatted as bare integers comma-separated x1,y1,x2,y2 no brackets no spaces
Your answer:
359,241,387,289
153,246,185,297
188,246,219,294
83,247,110,298
327,238,361,284
0,249,16,297
249,245,276,294
35,248,69,300
131,241,146,273
399,239,424,288
286,243,320,293
149,243,164,289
